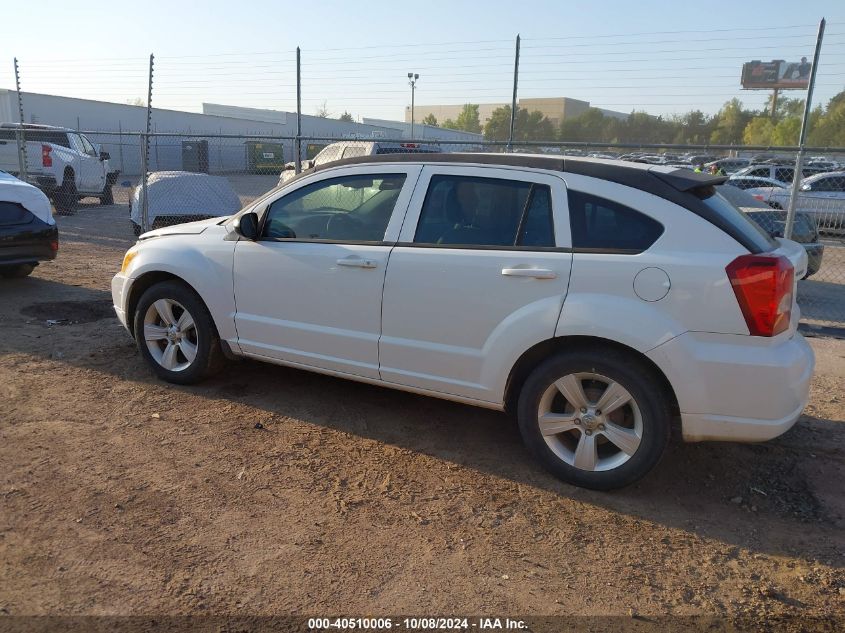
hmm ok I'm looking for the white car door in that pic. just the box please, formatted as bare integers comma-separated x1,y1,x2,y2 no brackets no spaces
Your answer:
233,165,421,379
70,133,104,193
379,165,572,404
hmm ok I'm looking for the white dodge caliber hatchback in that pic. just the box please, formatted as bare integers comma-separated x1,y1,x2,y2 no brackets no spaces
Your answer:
113,154,814,489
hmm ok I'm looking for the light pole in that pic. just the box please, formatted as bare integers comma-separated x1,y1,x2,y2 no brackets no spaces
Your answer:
408,72,419,140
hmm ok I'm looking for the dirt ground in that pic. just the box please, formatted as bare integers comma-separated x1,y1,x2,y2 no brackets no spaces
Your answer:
1,200,844,625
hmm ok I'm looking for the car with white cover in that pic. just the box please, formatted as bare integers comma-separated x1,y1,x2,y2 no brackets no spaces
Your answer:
0,171,58,278
113,154,814,490
130,171,242,236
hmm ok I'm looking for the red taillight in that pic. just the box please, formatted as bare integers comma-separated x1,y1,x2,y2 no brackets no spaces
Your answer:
752,194,764,201
41,144,52,167
400,143,419,148
726,254,793,337
50,239,58,252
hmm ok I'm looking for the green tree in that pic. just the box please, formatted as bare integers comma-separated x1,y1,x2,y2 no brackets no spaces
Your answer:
484,106,554,142
442,118,458,130
454,103,482,133
710,99,750,145
771,117,801,145
743,117,775,145
338,111,354,123
808,92,845,146
421,113,438,126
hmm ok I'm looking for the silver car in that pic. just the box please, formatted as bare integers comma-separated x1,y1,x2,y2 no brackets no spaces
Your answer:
757,171,845,232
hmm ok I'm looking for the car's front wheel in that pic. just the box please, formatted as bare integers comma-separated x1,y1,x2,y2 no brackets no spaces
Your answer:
517,349,671,490
133,280,225,384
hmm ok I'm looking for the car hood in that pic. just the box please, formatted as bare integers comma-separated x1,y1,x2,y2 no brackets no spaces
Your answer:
138,216,226,240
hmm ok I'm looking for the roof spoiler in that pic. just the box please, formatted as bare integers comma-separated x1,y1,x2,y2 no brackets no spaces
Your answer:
650,167,727,192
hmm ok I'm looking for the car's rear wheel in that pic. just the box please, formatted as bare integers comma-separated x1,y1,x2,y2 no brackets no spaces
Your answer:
517,349,671,490
100,184,114,205
54,174,77,215
133,280,225,384
0,263,35,279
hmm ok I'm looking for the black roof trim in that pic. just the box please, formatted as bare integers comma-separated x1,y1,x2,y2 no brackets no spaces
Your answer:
312,152,727,193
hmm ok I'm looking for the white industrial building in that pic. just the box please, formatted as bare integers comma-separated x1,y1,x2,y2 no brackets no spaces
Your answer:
0,90,479,175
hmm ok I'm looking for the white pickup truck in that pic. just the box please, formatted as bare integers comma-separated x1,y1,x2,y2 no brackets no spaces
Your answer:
0,123,120,214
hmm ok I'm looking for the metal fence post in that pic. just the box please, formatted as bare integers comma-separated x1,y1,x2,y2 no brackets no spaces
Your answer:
295,46,302,174
785,18,825,241
507,34,520,153
13,57,27,181
141,53,154,233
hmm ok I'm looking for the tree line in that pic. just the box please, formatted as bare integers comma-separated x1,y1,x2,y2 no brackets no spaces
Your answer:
417,92,845,146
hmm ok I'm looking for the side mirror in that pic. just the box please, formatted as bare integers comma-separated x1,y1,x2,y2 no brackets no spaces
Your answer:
801,184,811,192
99,151,110,161
234,212,259,240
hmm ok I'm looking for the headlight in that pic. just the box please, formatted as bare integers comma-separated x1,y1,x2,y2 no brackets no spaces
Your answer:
120,249,138,273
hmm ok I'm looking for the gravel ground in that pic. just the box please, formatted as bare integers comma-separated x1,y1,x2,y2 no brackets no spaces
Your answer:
0,200,843,626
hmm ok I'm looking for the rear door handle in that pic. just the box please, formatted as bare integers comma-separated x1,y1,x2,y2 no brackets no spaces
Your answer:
337,257,378,269
501,267,557,279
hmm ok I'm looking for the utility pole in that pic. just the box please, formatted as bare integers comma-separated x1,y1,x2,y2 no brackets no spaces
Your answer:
13,57,27,181
785,18,825,240
507,34,521,153
295,46,302,174
408,72,419,140
141,53,154,233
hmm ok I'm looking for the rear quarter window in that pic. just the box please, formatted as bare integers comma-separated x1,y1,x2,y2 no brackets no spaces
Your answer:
567,190,664,253
699,188,778,251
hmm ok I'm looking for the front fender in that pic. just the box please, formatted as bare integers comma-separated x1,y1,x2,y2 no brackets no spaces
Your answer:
123,229,237,343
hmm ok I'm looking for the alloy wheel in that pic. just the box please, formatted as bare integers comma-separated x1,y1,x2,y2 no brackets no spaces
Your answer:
143,298,198,372
537,372,643,472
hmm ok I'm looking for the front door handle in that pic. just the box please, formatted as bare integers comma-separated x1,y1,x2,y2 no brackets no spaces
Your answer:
501,267,557,279
337,257,378,269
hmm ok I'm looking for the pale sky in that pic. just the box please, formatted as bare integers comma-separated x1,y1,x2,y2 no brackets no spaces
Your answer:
3,0,845,122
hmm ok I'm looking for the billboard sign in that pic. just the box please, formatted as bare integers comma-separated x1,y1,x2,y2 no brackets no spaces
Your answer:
741,59,811,90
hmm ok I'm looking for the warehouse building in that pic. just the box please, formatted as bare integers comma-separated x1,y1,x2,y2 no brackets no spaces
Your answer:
2,90,475,175
406,97,628,127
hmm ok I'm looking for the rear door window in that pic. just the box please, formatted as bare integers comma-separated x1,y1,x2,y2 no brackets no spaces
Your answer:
774,167,795,182
567,191,664,253
413,174,555,248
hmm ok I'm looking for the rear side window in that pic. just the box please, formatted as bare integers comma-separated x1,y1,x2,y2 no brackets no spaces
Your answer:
0,201,33,226
414,175,555,248
567,191,664,253
774,167,794,182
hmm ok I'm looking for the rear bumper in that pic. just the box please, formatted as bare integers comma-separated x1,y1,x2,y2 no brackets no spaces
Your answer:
0,221,58,265
647,330,814,442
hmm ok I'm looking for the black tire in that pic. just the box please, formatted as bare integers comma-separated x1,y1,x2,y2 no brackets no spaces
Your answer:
131,222,142,236
768,201,783,210
133,280,225,384
54,173,77,215
100,184,114,205
517,348,671,490
0,263,35,279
